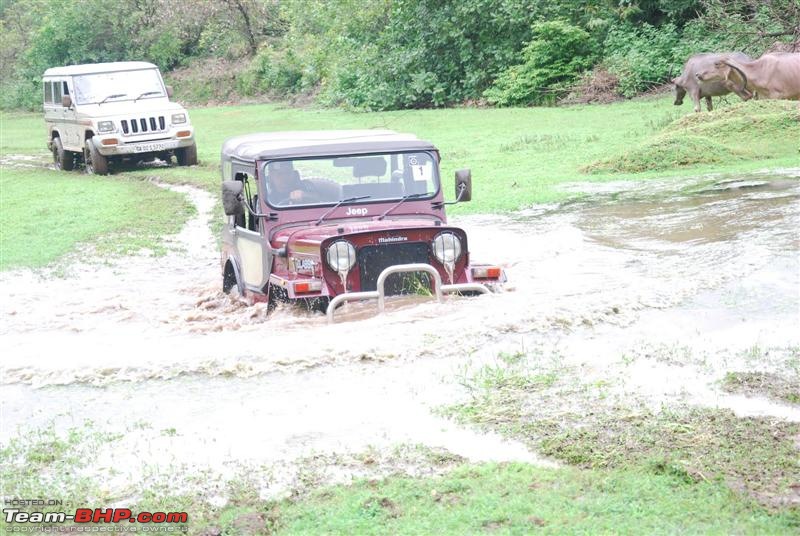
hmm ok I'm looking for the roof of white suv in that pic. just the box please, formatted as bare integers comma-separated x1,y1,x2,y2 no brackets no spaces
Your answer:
43,61,159,77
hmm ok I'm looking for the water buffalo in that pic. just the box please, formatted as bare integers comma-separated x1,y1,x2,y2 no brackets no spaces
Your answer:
703,53,800,101
673,52,752,112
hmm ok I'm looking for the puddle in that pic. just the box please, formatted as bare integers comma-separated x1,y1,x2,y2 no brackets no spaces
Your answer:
1,169,799,497
0,153,50,169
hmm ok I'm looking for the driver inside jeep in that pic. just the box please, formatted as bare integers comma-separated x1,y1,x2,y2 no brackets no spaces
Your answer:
266,161,340,206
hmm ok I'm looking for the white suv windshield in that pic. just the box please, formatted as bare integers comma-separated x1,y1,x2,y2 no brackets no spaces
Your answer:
263,152,439,208
73,69,165,105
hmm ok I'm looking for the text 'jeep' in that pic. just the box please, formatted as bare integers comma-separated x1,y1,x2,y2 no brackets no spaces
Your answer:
220,130,505,322
43,61,196,174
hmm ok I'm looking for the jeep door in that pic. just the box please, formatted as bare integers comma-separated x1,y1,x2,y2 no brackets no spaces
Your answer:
223,168,273,293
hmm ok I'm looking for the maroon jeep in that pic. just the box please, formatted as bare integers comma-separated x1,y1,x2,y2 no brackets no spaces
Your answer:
220,130,505,321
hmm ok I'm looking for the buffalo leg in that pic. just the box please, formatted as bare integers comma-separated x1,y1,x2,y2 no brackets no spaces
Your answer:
691,90,701,113
705,96,713,111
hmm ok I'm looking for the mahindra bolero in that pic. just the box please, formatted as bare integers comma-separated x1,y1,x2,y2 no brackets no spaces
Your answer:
43,61,196,174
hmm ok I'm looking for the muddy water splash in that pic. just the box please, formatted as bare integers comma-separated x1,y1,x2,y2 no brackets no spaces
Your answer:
1,171,799,492
1,172,798,386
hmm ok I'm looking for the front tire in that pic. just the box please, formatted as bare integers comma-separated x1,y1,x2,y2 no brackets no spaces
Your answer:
84,139,109,175
52,138,75,171
176,143,198,166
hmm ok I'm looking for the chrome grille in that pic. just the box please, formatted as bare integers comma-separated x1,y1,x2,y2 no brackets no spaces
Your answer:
121,116,166,135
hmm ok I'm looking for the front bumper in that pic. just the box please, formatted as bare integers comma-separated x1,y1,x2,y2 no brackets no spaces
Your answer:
325,263,494,323
91,129,195,157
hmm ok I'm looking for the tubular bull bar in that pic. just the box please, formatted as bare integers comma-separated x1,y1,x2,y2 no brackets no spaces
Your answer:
326,263,490,323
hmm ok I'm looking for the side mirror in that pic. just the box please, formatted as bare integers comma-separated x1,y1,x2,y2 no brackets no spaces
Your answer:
222,180,244,216
61,95,72,108
454,169,472,202
166,85,174,98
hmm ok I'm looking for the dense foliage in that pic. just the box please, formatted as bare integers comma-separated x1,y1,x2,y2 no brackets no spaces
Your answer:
0,0,796,110
484,21,597,105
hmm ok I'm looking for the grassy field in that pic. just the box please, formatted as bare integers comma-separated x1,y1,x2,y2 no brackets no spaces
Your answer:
1,97,797,270
2,421,797,535
266,464,796,535
0,167,193,270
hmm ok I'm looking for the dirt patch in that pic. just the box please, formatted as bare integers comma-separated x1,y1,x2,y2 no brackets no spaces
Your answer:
481,517,511,530
560,68,623,105
0,153,50,169
361,496,402,519
230,511,267,533
528,516,547,527
722,371,800,406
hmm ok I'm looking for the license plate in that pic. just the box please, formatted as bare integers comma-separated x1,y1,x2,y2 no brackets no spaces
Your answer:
133,142,169,153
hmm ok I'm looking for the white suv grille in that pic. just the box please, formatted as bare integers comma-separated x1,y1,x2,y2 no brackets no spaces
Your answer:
120,116,166,135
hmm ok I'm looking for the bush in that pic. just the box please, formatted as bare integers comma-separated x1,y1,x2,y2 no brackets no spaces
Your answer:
321,39,448,110
484,21,596,106
314,0,557,109
239,37,323,97
602,23,682,97
602,19,733,99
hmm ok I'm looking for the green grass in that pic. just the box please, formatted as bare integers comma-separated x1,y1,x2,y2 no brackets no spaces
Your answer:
585,100,800,173
0,166,193,270
444,350,800,516
3,421,796,535
2,97,797,270
267,463,797,535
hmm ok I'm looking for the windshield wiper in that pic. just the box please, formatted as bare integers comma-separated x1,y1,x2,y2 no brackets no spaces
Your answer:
377,192,431,220
98,93,127,104
133,91,161,102
315,195,371,226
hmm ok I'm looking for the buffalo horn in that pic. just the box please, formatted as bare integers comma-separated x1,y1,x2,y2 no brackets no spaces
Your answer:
722,60,749,96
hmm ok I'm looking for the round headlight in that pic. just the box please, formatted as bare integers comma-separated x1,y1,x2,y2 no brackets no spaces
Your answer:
432,232,462,264
326,240,357,272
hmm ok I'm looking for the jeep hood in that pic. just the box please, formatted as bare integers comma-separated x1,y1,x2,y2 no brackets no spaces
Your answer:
273,219,450,250
76,99,188,119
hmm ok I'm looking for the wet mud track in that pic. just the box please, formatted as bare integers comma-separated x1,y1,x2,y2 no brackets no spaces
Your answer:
1,170,799,494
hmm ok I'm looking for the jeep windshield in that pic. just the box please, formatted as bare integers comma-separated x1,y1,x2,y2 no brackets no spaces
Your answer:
263,152,439,208
73,69,166,105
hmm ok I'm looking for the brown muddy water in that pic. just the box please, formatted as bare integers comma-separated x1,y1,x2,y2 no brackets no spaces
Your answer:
1,169,799,498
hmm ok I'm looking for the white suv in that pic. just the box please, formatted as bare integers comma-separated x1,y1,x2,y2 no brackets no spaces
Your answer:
43,61,197,174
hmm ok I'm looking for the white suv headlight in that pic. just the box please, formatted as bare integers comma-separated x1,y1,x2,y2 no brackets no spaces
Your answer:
97,121,115,133
432,232,462,264
171,113,186,125
326,240,356,273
